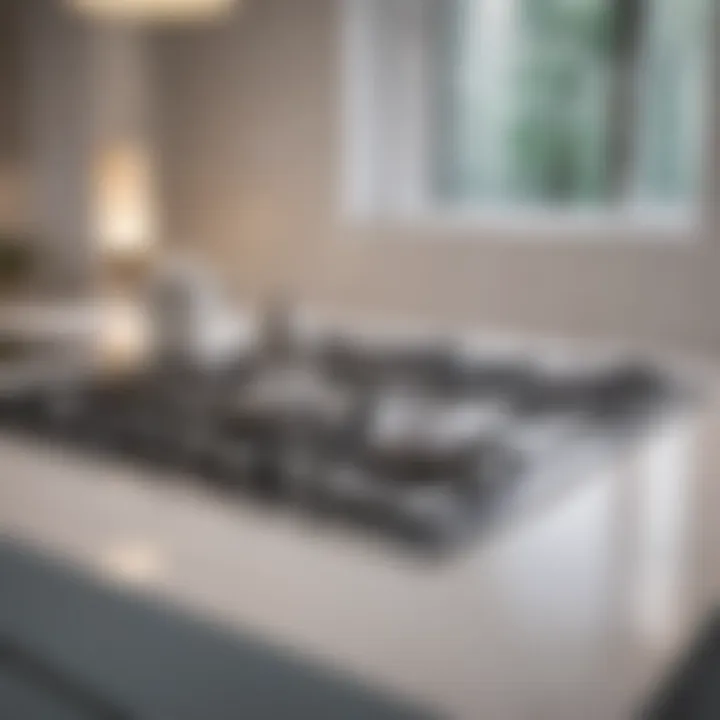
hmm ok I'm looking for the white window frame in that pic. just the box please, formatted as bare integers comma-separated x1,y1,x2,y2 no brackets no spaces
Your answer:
339,0,716,243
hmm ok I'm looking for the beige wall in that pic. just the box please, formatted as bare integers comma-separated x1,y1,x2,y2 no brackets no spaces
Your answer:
0,0,24,165
0,0,29,232
161,1,717,354
24,0,93,292
22,1,158,295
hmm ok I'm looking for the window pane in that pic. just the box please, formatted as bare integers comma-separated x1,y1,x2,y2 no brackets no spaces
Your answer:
513,0,615,203
436,0,709,208
632,0,710,204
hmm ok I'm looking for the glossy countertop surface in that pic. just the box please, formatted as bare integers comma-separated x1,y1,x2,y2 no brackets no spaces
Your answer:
0,394,715,719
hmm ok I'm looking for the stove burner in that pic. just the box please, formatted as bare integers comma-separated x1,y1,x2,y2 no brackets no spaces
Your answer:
0,335,685,554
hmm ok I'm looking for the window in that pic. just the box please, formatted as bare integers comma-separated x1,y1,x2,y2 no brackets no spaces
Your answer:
343,0,712,224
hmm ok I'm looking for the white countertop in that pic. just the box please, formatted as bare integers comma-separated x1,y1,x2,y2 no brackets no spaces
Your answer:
0,300,714,717
0,402,712,719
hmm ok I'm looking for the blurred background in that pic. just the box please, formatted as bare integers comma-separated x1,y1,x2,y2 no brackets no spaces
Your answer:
0,0,715,352
0,2,717,719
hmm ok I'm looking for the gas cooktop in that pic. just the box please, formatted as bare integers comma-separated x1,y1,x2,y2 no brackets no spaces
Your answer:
0,336,687,554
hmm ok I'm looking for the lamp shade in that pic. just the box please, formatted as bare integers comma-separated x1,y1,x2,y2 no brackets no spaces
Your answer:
69,0,238,22
93,141,156,259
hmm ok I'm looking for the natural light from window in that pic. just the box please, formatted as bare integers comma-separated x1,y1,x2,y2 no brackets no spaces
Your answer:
343,0,712,228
